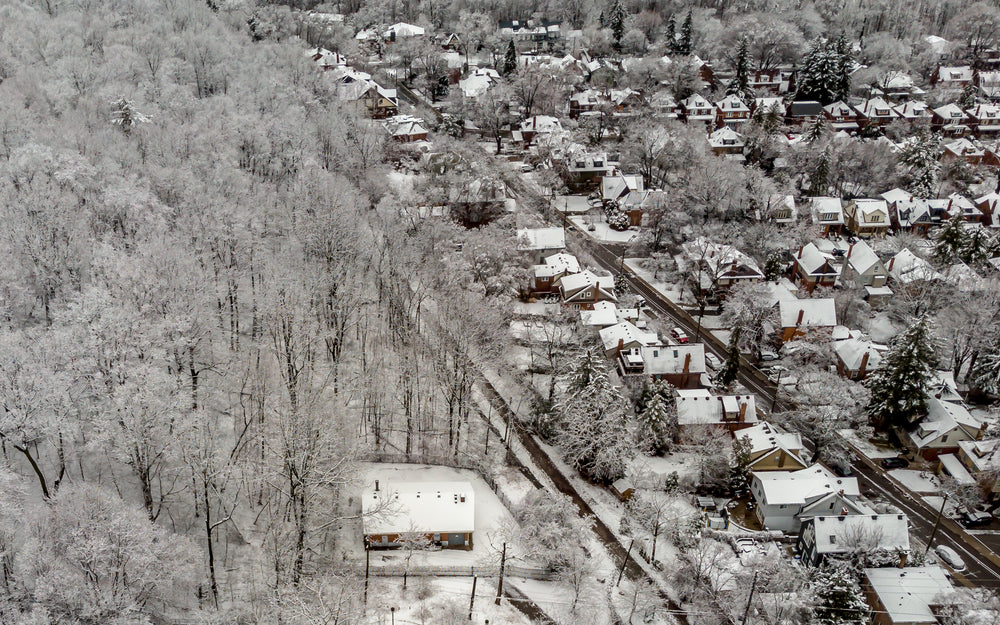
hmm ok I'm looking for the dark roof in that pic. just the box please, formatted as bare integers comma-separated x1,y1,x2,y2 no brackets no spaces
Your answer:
789,101,823,116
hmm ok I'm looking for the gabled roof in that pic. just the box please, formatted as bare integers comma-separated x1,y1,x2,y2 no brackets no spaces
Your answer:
640,344,706,376
682,238,763,279
599,321,658,352
519,115,563,134
559,270,616,301
810,197,845,225
533,252,580,278
707,127,746,148
362,481,475,535
823,101,856,117
910,396,982,449
864,566,954,625
737,422,803,457
844,240,884,275
848,198,889,221
894,100,931,119
675,389,757,426
808,514,910,555
778,298,837,328
716,94,750,112
580,301,619,327
753,464,860,506
933,102,969,121
855,97,898,118
938,65,973,82
834,337,886,371
795,242,838,276
957,438,1000,472
887,248,943,283
681,93,713,109
517,227,566,252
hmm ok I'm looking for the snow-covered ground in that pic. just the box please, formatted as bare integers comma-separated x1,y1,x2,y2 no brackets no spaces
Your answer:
511,301,560,317
887,468,942,494
624,259,684,301
838,428,898,459
569,215,640,244
556,194,593,214
366,576,533,625
628,451,701,486
865,312,901,343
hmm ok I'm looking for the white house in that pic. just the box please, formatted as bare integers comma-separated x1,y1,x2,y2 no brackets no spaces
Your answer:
737,421,808,471
675,389,758,435
798,514,910,567
362,481,475,549
751,464,869,533
517,227,566,263
908,396,983,461
778,297,838,343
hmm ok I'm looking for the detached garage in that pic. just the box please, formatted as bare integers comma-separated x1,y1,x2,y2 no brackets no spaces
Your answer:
362,480,475,550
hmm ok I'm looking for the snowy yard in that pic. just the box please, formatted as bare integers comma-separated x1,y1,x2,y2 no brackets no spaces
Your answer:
628,451,702,486
556,194,593,214
624,259,685,301
569,215,640,244
837,428,898,460
365,576,533,625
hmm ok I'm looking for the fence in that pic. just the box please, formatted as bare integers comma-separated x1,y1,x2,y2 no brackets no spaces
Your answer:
352,563,555,581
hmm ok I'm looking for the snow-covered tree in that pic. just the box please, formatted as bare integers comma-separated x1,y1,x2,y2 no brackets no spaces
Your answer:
973,334,1000,396
678,11,692,55
721,281,778,357
898,131,943,199
607,208,630,231
934,213,968,265
866,315,938,429
809,565,868,625
607,0,627,50
834,33,853,103
716,326,742,389
726,37,754,105
637,391,676,454
110,96,149,135
796,38,842,105
664,15,677,53
729,434,753,491
502,40,517,76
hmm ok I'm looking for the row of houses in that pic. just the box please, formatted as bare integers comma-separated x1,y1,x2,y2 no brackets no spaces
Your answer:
306,48,400,119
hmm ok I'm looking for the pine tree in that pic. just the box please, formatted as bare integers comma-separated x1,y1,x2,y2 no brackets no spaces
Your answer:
111,96,149,135
962,227,990,264
664,15,677,54
898,131,943,198
729,434,753,490
638,392,675,455
959,82,978,109
678,11,692,55
810,565,868,625
865,315,938,430
608,0,627,51
834,33,853,102
796,38,841,105
502,40,518,76
715,326,742,388
726,37,754,105
808,146,831,196
934,213,968,264
805,115,830,143
972,334,1000,395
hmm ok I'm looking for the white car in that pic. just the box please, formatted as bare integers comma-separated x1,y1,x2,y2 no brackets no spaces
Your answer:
935,545,966,571
705,353,723,370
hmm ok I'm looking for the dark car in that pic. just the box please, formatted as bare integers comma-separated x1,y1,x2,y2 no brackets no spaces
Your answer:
881,457,910,470
960,511,993,528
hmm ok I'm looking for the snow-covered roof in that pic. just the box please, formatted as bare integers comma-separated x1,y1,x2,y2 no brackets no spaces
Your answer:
938,66,973,83
385,22,425,38
682,238,763,279
910,396,982,450
894,100,932,120
519,115,563,134
844,240,883,275
957,439,1000,472
887,248,943,283
362,481,475,535
533,252,580,278
864,566,954,625
925,35,951,54
933,103,968,121
518,227,566,252
855,97,898,119
640,344,706,377
938,453,976,485
599,321,658,352
681,93,713,111
707,127,745,148
968,103,1000,128
810,198,845,225
383,115,427,138
754,97,786,115
715,94,750,112
601,175,643,201
809,514,910,555
850,198,889,220
945,137,987,158
753,464,860,506
823,101,855,117
675,389,758,426
737,422,803,456
778,298,837,329
559,270,613,294
944,262,984,292
833,337,886,371
459,73,496,98
795,242,838,276
580,301,619,327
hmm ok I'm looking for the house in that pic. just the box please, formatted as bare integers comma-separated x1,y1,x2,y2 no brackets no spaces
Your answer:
957,439,1000,499
810,197,845,235
558,270,616,309
792,242,839,291
707,127,746,156
675,389,758,436
737,422,808,472
893,100,933,126
931,103,971,137
871,72,925,100
635,344,706,389
844,199,891,237
823,101,861,132
498,18,561,45
943,193,983,222
530,252,580,295
569,88,641,119
771,195,797,224
458,68,499,99
519,115,563,144
936,452,977,486
883,189,936,235
797,514,910,567
887,248,943,286
680,93,715,126
680,238,764,292
907,396,984,461
753,97,787,118
383,115,428,142
619,189,667,227
786,101,823,126
862,566,954,625
517,227,566,263
306,47,348,70
362,481,474,549
579,300,620,328
778,297,837,343
834,337,886,380
715,94,751,130
329,66,399,118
600,174,643,205
383,22,425,41
841,240,888,291
599,320,658,359
649,90,680,119
975,191,1000,229
750,464,868,533
935,65,974,87
564,150,616,190
855,97,899,128
751,68,794,94
966,103,1000,136
942,138,1000,166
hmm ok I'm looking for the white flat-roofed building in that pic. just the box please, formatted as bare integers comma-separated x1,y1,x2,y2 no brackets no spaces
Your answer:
363,481,475,549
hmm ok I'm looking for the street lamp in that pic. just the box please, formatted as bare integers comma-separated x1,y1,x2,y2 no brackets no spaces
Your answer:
390,606,396,625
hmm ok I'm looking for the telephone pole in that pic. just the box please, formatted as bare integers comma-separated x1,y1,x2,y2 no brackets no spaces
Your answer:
742,571,759,625
924,494,949,556
468,576,478,619
495,542,507,605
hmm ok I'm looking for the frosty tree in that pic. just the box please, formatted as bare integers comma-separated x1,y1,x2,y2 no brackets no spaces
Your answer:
110,96,149,135
607,208,630,231
809,565,868,625
796,38,848,105
715,326,742,389
502,40,517,76
678,11,692,55
866,315,938,429
637,391,676,454
726,37,754,106
607,0,627,51
934,213,967,264
898,131,943,198
973,334,1000,396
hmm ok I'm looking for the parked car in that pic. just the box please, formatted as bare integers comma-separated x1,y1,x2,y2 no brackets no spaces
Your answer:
705,353,723,370
935,545,966,571
671,327,690,343
880,457,910,470
831,248,846,257
960,511,993,528
758,349,780,362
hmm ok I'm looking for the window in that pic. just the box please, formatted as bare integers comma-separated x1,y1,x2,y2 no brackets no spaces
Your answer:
876,109,889,116
575,161,586,168
829,535,837,544
593,160,603,167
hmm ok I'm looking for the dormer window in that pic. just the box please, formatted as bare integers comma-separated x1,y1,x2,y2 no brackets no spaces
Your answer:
951,111,962,118
876,108,889,116
593,160,603,167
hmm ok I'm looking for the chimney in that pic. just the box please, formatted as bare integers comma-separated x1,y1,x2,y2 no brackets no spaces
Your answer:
847,243,855,259
618,338,624,355
682,352,691,373
859,351,870,378
796,309,805,326
887,256,895,271
797,245,804,259
375,480,380,491
738,400,748,423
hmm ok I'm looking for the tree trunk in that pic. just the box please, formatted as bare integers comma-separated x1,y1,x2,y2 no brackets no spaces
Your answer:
203,477,219,607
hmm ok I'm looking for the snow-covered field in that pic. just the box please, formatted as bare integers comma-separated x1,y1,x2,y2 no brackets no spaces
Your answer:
366,576,533,625
624,259,685,301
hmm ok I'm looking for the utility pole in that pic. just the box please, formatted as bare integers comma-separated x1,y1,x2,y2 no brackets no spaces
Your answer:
495,542,507,605
364,546,371,610
617,539,634,586
924,494,949,556
771,369,782,411
468,576,478,619
742,571,759,625
484,405,491,456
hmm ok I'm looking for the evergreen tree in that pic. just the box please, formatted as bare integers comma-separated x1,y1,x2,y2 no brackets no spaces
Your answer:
934,213,968,264
810,565,868,625
502,40,518,76
972,334,1000,395
608,0,627,51
959,82,978,109
796,38,841,105
678,11,692,55
637,392,676,455
808,146,832,196
834,33,853,102
725,37,754,105
729,434,753,491
963,227,991,264
664,15,677,54
805,114,830,143
898,131,943,198
715,326,742,388
865,316,938,429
